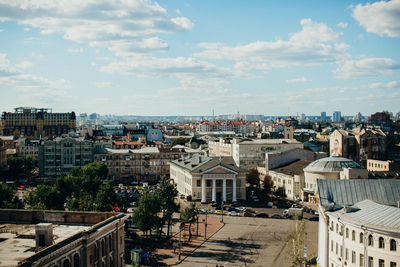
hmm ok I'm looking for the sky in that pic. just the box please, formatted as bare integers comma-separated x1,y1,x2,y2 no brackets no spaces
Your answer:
0,0,399,117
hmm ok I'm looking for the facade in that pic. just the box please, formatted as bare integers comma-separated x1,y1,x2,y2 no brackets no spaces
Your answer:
197,120,255,135
0,140,6,170
94,147,199,181
0,209,128,267
1,107,76,138
232,138,303,170
146,128,163,142
169,155,247,203
321,112,327,122
208,138,234,157
265,148,326,171
367,159,400,172
284,117,298,139
303,157,367,202
39,137,94,177
316,179,400,267
16,138,41,158
333,111,341,123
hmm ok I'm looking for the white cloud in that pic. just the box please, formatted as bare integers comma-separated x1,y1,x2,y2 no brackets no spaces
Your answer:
94,81,112,87
286,77,312,83
0,29,3,32
23,27,30,31
68,47,83,53
336,22,348,28
15,61,33,69
176,9,181,14
195,19,347,68
352,0,400,37
367,81,399,89
0,0,194,56
334,57,400,79
0,53,16,76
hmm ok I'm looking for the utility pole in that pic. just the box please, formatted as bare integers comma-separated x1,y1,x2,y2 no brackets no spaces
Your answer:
204,212,208,240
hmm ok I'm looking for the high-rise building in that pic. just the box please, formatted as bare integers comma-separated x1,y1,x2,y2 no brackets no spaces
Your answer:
332,111,341,123
1,107,76,138
321,112,326,122
79,113,88,126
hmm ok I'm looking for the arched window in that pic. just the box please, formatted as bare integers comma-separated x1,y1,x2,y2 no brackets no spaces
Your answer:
368,235,374,246
101,239,105,256
63,259,70,267
352,230,355,241
360,233,364,244
345,228,349,238
74,253,80,267
109,235,113,251
378,237,385,248
390,239,397,251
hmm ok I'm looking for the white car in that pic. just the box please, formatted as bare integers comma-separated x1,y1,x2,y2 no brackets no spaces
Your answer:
127,207,135,213
237,206,246,212
228,211,239,216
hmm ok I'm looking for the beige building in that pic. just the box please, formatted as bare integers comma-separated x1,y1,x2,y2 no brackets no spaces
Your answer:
367,159,400,172
208,138,234,157
0,209,128,267
169,155,247,203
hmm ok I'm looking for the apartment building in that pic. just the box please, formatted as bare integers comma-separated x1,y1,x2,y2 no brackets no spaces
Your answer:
197,120,255,135
38,137,94,177
1,107,76,138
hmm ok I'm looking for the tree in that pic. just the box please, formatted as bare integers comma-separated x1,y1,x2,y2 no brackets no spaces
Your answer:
0,182,24,209
94,181,117,212
7,156,38,179
171,137,187,147
262,175,274,194
180,203,197,242
132,191,162,237
246,169,260,188
157,181,179,237
275,186,286,198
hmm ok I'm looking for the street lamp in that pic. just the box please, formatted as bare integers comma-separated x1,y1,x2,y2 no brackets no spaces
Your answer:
220,201,224,223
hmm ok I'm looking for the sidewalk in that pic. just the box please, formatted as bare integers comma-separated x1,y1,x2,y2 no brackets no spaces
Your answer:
154,214,224,266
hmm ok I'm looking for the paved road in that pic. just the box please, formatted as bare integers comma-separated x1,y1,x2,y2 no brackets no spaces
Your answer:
179,215,318,267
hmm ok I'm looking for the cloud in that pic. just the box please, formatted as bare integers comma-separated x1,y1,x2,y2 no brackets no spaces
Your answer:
195,18,347,68
286,77,312,83
336,22,348,28
94,81,112,87
0,29,3,32
334,57,400,79
68,47,83,53
0,0,194,56
352,0,400,37
23,27,30,31
15,61,33,69
176,9,181,14
367,81,399,89
0,53,17,76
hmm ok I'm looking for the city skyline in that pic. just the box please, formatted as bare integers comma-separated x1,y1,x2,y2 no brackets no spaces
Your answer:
0,0,399,115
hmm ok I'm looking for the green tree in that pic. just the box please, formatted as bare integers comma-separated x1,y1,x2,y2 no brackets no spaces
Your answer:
275,186,286,198
0,182,14,208
7,156,38,179
262,175,274,194
132,191,162,237
94,181,117,211
157,181,179,237
180,203,197,242
246,169,260,188
171,137,187,146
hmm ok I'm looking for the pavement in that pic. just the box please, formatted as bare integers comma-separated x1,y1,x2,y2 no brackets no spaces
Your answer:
153,214,225,266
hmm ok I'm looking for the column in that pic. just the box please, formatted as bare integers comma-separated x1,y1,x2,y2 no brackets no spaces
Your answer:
232,178,237,202
222,179,227,202
212,179,216,202
201,177,206,203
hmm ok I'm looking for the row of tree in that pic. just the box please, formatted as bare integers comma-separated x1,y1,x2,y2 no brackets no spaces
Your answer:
246,168,286,197
25,162,117,211
0,182,24,209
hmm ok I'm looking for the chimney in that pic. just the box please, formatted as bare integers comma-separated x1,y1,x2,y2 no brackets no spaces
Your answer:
35,223,53,247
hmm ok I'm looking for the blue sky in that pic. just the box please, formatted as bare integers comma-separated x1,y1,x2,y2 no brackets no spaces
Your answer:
0,0,399,116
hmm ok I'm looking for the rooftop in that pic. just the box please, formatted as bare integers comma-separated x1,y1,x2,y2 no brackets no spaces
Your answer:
303,156,362,173
327,200,400,233
170,154,246,173
0,224,88,267
270,159,312,176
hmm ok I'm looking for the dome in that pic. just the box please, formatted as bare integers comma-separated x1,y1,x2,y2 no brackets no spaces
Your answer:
303,156,362,173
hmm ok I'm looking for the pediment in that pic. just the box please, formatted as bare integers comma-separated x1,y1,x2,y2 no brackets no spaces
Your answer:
202,165,238,175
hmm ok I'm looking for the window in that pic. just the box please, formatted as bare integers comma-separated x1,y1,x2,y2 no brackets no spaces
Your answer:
390,239,397,251
352,251,356,264
74,253,80,267
368,235,374,246
340,245,343,257
336,242,338,255
345,248,349,260
379,237,385,248
369,256,374,267
379,259,385,267
360,233,364,244
346,228,349,238
352,230,356,241
390,262,397,267
331,240,333,252
197,180,201,187
206,180,211,187
360,254,364,267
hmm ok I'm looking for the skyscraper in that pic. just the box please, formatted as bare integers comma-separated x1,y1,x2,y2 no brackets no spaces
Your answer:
321,112,326,122
333,111,341,123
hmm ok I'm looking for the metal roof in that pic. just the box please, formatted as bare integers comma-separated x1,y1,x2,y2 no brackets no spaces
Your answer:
303,156,362,173
317,179,400,208
327,200,400,233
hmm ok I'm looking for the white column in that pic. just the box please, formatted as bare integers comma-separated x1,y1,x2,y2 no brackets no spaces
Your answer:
222,179,227,202
201,177,206,203
212,178,216,202
232,178,237,202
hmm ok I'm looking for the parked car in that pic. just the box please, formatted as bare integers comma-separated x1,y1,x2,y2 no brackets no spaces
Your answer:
211,202,220,207
252,197,260,202
127,207,135,213
308,216,319,221
237,206,246,212
228,207,237,212
228,211,239,216
267,202,273,207
243,211,253,217
215,210,225,215
179,194,185,199
270,214,284,219
256,213,268,218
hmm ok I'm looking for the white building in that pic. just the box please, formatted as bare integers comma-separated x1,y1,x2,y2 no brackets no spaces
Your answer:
316,179,400,267
169,155,247,203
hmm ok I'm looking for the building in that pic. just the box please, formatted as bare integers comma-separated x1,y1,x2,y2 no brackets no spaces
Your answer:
284,117,298,139
367,159,400,172
38,137,94,177
208,138,234,157
101,125,124,136
232,138,303,170
329,126,386,165
333,111,341,123
0,209,128,267
79,113,88,126
1,107,76,138
146,128,163,142
94,146,200,181
370,111,392,129
169,155,247,203
316,179,400,267
16,138,41,158
302,157,367,202
196,120,255,135
321,112,327,122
